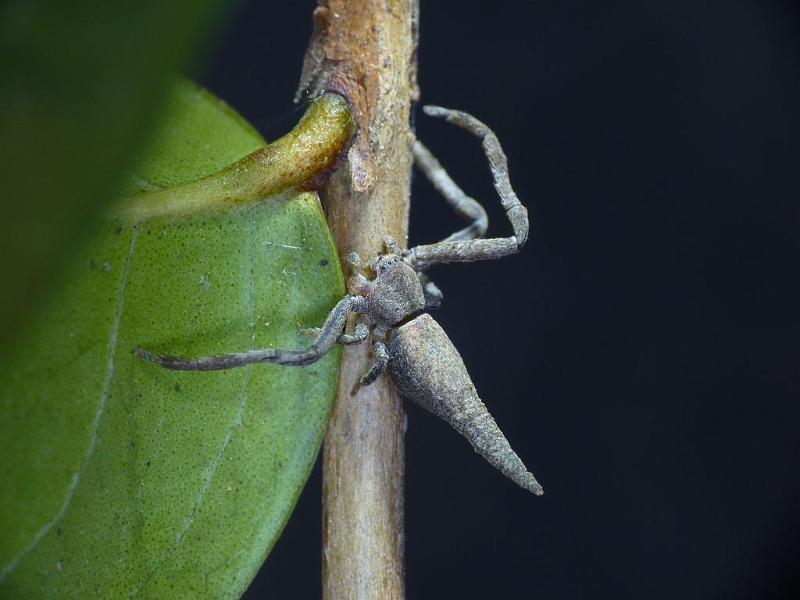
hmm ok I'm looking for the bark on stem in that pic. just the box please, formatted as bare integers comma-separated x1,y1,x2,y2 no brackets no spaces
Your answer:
297,1,419,598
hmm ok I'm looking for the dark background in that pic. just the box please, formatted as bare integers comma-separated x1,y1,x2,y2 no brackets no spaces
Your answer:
198,1,800,598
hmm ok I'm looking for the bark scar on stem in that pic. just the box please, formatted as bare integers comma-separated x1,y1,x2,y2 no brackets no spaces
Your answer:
297,3,383,192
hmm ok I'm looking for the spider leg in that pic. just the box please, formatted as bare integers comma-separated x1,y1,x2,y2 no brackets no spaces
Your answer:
134,295,368,371
346,251,373,296
412,140,488,243
359,339,390,386
346,251,363,271
417,272,443,310
301,319,370,345
337,320,370,345
383,236,401,255
405,106,529,271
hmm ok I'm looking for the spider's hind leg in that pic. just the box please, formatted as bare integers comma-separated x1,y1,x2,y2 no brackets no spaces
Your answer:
358,339,389,387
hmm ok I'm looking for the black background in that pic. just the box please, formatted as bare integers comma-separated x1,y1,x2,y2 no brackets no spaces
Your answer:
199,1,800,598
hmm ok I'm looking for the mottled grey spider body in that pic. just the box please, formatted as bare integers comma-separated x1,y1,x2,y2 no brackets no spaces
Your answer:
136,106,543,495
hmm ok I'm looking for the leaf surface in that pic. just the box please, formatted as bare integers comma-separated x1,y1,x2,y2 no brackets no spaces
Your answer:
0,80,344,598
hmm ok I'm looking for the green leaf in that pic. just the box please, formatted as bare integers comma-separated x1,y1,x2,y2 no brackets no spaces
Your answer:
0,80,347,598
0,0,232,346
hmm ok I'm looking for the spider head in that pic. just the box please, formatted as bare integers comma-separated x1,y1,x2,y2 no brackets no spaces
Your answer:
374,254,402,274
367,254,425,327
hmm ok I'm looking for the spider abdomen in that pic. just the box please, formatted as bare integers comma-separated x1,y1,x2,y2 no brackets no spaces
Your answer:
387,313,543,495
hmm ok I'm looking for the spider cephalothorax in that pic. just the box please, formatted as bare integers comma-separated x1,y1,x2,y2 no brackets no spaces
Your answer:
136,105,543,495
361,252,426,328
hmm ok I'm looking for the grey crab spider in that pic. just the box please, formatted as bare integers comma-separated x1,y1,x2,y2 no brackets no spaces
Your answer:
135,105,543,495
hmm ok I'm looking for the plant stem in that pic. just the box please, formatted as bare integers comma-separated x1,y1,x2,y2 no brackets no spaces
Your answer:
297,1,419,598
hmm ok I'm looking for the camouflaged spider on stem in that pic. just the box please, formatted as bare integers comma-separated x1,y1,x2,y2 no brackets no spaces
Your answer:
135,105,544,495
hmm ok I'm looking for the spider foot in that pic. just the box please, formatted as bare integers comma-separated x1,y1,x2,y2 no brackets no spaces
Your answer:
383,236,401,255
346,251,362,270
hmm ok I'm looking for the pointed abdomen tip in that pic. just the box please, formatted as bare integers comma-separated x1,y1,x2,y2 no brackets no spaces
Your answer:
526,477,544,496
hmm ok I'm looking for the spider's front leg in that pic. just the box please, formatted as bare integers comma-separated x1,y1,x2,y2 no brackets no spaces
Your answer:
417,272,443,310
134,295,368,371
345,251,373,297
301,319,370,345
412,140,488,243
405,106,529,271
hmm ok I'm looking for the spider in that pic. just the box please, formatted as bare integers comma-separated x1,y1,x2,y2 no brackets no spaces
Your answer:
136,105,543,495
